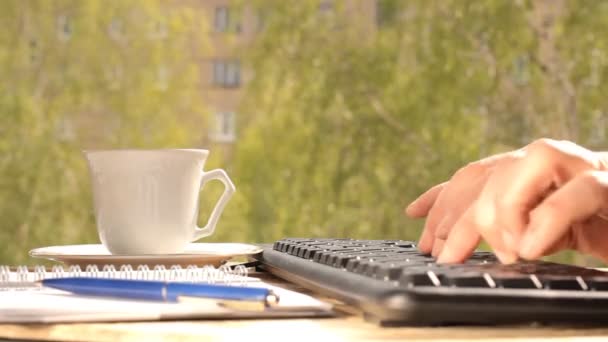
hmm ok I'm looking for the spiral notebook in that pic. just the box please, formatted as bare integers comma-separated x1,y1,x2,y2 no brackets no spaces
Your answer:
0,264,333,323
0,264,255,287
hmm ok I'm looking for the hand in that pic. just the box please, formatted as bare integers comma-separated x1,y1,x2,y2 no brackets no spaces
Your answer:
405,139,608,264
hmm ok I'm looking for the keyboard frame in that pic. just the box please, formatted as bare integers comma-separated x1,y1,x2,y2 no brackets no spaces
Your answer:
256,244,608,326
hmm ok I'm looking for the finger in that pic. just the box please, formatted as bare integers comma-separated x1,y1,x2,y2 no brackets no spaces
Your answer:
436,206,482,263
571,215,608,261
519,171,608,260
461,163,521,263
493,147,556,250
429,213,450,257
417,193,449,253
495,140,594,250
537,211,608,257
432,215,455,256
418,209,444,254
406,182,446,218
416,151,516,255
434,214,454,240
434,174,489,241
540,230,574,257
471,198,519,263
431,238,445,258
417,225,435,254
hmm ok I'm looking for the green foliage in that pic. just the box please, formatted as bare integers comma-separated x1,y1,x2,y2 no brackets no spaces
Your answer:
1,0,607,266
227,0,607,267
0,0,207,264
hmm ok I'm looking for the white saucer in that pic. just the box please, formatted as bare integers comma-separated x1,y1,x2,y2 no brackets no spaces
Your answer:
29,243,263,267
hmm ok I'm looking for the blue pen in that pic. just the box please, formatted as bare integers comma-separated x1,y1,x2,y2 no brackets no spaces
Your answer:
41,277,279,309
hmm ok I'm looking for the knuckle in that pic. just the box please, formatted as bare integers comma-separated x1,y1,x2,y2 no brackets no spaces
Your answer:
472,213,493,235
434,212,456,238
527,138,560,159
434,222,451,240
472,201,497,232
452,161,486,180
451,165,470,180
530,138,558,150
534,198,564,219
578,171,608,205
495,193,520,211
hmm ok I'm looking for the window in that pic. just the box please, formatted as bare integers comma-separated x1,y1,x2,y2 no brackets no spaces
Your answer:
157,65,168,91
29,39,39,64
150,19,168,39
588,48,602,87
214,6,241,33
214,7,229,32
105,65,123,90
57,15,72,41
319,0,334,14
212,60,240,88
109,18,124,40
255,9,267,32
513,55,529,85
55,116,75,142
376,0,399,27
210,112,236,143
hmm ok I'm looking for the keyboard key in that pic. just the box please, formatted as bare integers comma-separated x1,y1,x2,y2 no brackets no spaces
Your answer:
374,261,427,280
585,277,608,291
312,247,350,263
318,249,358,265
286,244,296,254
302,247,321,259
444,273,491,288
493,275,541,289
346,256,379,272
539,276,587,290
272,241,281,251
330,253,358,268
400,271,443,287
359,257,407,275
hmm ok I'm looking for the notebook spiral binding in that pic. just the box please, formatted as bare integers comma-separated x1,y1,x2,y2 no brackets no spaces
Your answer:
0,264,250,289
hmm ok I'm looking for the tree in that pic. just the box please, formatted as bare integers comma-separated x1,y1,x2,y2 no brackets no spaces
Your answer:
0,0,208,264
227,0,607,265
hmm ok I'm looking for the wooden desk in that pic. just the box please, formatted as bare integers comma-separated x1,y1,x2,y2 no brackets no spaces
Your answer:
2,272,608,342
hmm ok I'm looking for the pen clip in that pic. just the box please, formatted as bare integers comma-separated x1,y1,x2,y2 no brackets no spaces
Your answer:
178,289,280,312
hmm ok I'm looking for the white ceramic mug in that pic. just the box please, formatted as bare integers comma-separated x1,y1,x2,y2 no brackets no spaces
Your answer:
84,149,235,255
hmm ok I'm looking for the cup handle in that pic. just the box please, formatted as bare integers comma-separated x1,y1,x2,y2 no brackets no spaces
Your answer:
193,169,236,241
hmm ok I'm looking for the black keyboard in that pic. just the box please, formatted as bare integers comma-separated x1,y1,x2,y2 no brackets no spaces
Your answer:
255,238,608,326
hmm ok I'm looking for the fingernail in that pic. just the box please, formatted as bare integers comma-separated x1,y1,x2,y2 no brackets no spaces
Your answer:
417,240,430,254
431,239,445,257
519,232,537,260
437,248,453,263
431,243,440,257
495,250,518,264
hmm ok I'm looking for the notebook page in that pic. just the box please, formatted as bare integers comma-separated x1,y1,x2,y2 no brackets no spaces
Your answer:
0,283,333,323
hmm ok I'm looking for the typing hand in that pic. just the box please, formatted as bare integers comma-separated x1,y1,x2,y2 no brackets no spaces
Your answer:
405,139,608,264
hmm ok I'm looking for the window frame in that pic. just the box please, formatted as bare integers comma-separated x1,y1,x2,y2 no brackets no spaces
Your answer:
212,59,241,88
210,111,236,143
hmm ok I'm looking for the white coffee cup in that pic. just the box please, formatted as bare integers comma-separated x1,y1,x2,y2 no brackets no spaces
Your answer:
84,149,235,255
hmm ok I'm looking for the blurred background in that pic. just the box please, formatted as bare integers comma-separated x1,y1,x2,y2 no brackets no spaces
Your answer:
0,0,606,265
